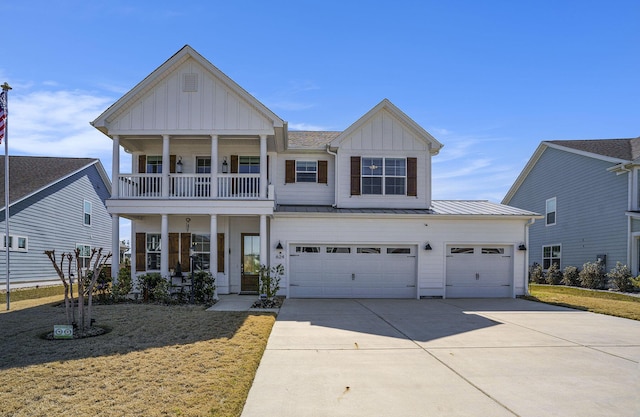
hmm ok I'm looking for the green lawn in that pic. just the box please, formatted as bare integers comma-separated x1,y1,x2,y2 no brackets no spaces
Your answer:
526,284,640,321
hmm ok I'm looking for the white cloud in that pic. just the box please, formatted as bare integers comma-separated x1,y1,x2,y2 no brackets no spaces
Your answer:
288,122,332,131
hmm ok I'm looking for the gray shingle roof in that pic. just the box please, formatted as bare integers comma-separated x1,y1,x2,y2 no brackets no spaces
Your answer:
547,137,640,161
287,131,341,149
0,156,99,206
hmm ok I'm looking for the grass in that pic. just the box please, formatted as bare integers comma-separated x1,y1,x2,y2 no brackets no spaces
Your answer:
0,284,66,302
0,294,276,417
526,284,640,321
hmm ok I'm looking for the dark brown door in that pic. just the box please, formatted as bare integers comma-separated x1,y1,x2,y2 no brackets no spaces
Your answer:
241,233,260,293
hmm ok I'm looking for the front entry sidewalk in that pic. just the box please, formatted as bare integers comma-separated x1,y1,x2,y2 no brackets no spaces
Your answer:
206,294,280,312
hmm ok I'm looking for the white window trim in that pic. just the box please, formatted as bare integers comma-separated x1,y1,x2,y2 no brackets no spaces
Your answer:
361,157,407,196
545,197,556,226
542,243,561,270
1,234,28,252
83,199,92,226
76,243,92,269
295,160,318,183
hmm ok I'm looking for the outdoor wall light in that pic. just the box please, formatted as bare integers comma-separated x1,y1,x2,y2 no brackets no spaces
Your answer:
424,243,432,250
176,157,183,173
518,243,527,251
276,241,284,250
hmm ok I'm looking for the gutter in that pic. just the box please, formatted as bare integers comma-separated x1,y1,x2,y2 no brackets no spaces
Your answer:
523,218,535,296
325,145,338,207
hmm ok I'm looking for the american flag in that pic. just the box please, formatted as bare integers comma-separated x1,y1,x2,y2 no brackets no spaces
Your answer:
0,91,5,145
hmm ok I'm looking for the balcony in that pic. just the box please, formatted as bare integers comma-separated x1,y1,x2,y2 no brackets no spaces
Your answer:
117,173,263,199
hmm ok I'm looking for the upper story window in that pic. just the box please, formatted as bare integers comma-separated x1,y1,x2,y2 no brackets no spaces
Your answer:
361,157,406,195
239,156,260,174
296,161,317,182
146,156,162,173
196,157,211,174
546,197,556,226
83,200,92,226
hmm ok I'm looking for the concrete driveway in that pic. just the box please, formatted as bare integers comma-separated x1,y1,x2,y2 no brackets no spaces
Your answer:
241,298,640,417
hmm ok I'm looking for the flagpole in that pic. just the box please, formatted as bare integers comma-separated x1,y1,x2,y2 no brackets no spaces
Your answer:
2,82,11,311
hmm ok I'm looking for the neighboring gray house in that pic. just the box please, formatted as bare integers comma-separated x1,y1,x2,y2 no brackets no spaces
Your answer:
0,156,112,287
503,138,640,275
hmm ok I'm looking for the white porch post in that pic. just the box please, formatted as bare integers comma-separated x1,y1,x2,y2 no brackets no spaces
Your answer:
112,135,120,199
111,214,120,280
131,221,137,276
260,134,267,199
210,214,218,299
162,135,170,198
260,215,267,269
161,214,169,277
211,135,218,198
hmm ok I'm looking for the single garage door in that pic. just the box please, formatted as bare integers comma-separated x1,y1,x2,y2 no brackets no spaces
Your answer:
289,244,417,298
445,245,513,298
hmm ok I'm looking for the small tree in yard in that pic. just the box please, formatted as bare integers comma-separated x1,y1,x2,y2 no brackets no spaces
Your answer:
607,262,633,293
45,248,112,334
579,261,606,289
259,264,284,300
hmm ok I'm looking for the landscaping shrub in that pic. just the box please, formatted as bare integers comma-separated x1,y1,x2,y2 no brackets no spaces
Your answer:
579,261,606,289
561,265,580,286
136,273,170,303
111,266,133,301
89,268,111,303
259,264,284,299
607,262,633,293
529,263,544,284
192,270,216,304
544,263,562,285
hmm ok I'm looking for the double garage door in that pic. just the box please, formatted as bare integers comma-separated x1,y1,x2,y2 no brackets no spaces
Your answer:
289,244,417,298
445,245,513,298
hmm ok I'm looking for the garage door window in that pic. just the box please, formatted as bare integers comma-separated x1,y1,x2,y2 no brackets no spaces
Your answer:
482,248,505,254
451,247,474,254
296,246,320,253
387,248,411,254
357,247,381,254
327,247,351,254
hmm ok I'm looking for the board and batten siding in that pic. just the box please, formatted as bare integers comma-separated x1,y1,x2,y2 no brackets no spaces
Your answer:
270,215,529,298
273,154,335,206
0,165,112,284
508,147,628,271
334,110,432,209
110,58,273,133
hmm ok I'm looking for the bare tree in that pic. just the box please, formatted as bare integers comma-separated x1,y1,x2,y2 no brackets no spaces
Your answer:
45,248,112,334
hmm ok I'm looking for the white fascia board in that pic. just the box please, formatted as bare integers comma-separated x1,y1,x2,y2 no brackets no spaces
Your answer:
106,199,275,216
273,212,542,221
109,129,276,138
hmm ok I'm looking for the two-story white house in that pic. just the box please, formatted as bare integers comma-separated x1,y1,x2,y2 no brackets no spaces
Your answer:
92,45,539,298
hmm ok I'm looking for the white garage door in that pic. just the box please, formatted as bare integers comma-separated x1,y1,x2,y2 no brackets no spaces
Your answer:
445,245,513,298
289,244,417,298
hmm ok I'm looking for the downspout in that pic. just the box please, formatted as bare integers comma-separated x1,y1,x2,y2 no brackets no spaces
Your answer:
523,218,535,296
326,145,338,207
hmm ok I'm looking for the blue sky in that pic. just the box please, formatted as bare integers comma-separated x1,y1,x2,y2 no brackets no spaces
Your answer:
2,1,639,239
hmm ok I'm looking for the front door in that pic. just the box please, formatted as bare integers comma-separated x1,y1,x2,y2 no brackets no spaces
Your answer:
241,233,260,293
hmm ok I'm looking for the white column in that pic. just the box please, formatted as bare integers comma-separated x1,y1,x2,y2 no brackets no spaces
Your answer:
210,214,218,299
260,215,267,268
111,214,120,280
161,214,169,277
211,135,218,198
162,135,170,198
131,221,137,277
112,135,120,199
260,135,267,199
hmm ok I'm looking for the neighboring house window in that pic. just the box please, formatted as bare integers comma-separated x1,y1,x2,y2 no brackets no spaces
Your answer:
543,244,561,269
76,244,91,268
2,235,28,252
191,233,210,270
361,157,406,195
83,200,92,226
146,156,163,173
196,157,211,174
285,160,328,184
546,197,556,226
296,161,317,182
238,156,260,173
146,234,161,270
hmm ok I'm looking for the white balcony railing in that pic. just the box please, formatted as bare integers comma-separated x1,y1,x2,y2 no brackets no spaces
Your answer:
117,174,262,199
